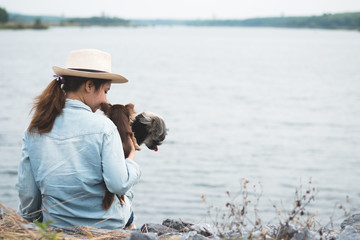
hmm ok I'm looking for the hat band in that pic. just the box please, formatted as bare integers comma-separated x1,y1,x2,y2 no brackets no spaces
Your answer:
69,68,108,73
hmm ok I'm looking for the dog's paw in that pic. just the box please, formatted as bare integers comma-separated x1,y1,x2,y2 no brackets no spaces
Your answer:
135,144,142,151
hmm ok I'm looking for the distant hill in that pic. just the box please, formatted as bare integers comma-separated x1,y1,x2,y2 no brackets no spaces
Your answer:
9,12,64,23
187,12,360,30
64,17,130,26
8,13,130,26
6,12,360,30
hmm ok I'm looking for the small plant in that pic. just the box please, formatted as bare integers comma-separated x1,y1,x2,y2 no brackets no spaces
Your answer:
35,220,62,240
202,178,264,238
271,178,319,239
202,178,356,239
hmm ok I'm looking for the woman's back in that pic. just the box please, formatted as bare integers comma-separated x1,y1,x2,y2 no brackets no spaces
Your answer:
21,99,136,229
17,49,140,230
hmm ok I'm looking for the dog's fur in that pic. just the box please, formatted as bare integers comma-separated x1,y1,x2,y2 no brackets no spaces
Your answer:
100,103,167,210
132,112,167,151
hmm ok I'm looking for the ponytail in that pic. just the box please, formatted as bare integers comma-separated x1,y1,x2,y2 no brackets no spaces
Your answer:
28,79,66,134
28,76,111,134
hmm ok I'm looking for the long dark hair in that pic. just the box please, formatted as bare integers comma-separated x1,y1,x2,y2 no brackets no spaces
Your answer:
28,76,110,134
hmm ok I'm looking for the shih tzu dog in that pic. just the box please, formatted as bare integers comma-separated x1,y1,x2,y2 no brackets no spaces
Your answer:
100,102,167,210
131,111,167,152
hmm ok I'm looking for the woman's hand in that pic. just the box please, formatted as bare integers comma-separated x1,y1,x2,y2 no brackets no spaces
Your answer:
127,135,136,161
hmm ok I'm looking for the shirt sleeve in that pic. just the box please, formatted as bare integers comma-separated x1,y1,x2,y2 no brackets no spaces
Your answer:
101,128,141,195
16,132,42,222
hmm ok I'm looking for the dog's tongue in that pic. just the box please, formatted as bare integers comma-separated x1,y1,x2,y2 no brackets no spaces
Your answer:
155,146,158,152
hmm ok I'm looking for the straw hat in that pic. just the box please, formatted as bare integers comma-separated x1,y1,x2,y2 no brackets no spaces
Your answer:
52,49,128,83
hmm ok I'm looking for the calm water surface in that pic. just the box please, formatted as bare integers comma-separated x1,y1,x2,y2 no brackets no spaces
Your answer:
0,26,359,227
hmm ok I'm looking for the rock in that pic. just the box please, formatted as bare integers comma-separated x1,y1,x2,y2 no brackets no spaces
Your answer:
251,230,263,239
189,223,218,237
140,223,177,235
338,214,360,240
180,231,209,240
337,226,360,240
130,232,159,240
187,234,209,240
263,224,279,237
22,223,36,230
162,219,192,232
226,232,247,240
276,224,296,239
224,229,251,239
209,236,222,240
291,228,314,240
341,214,360,230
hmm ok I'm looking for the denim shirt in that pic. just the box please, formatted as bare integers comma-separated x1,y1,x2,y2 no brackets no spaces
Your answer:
16,99,141,229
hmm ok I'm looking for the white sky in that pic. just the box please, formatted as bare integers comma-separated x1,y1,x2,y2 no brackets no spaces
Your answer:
1,0,360,19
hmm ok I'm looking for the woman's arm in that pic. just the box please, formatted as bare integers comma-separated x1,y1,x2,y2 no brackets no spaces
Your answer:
16,133,42,222
101,129,141,195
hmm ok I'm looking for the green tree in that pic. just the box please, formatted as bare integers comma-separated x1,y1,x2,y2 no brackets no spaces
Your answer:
33,17,47,29
0,7,9,23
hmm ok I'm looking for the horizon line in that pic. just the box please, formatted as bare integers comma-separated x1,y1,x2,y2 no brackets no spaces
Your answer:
8,10,360,21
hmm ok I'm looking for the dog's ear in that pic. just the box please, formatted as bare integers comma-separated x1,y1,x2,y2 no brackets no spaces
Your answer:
125,103,136,119
100,102,112,117
150,115,167,135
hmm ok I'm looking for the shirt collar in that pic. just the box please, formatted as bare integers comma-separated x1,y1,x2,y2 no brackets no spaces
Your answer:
65,99,92,112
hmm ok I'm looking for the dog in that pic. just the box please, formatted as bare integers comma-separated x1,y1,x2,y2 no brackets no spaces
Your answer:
100,102,167,210
131,111,167,152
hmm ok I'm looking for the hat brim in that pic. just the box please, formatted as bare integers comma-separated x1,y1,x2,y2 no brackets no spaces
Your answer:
52,66,128,84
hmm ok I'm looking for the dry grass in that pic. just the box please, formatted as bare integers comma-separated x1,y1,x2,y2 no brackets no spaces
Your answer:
0,203,130,240
0,203,41,239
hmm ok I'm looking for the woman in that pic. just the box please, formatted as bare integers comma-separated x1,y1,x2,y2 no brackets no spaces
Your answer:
16,49,141,229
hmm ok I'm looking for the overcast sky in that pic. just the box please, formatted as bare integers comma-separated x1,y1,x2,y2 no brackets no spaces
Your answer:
1,0,360,19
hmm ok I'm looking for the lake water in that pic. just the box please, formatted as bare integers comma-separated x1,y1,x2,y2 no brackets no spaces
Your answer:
0,26,359,228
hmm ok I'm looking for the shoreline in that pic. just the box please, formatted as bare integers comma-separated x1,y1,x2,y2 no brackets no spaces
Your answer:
2,11,360,31
0,22,48,30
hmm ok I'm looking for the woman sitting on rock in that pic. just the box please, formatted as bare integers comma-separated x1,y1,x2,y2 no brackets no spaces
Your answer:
16,49,141,229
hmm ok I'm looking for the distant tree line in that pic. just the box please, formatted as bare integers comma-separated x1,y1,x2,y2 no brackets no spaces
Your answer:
2,7,360,30
0,7,48,29
63,16,130,26
187,12,360,30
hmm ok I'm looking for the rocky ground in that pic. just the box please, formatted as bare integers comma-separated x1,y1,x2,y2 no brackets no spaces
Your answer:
1,202,360,239
129,215,360,240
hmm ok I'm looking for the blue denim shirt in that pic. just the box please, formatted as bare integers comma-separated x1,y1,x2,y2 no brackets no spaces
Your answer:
16,99,141,229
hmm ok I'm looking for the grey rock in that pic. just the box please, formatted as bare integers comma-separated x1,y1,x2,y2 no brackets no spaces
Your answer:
276,224,296,239
140,223,178,235
161,233,183,239
225,229,250,239
189,234,209,240
23,223,36,230
180,231,197,240
252,230,263,238
291,228,314,240
180,231,209,240
337,226,360,240
230,232,248,239
209,236,222,240
263,224,278,237
341,214,360,230
162,218,192,232
130,232,159,240
189,223,218,237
